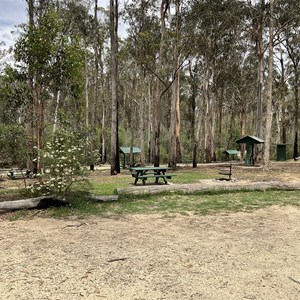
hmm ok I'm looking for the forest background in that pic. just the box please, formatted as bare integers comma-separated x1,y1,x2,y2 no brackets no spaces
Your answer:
0,0,299,175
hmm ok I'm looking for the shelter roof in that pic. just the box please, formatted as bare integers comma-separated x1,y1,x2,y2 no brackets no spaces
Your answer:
236,135,264,144
223,150,240,155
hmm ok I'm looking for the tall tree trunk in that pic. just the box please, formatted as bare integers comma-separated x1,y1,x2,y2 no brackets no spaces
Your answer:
35,82,43,173
169,0,181,170
188,61,199,168
147,82,152,164
152,0,169,167
263,0,274,170
98,36,106,163
276,47,286,144
240,106,247,161
255,0,265,163
139,67,146,166
110,0,120,175
26,0,35,171
203,53,212,163
129,74,137,167
90,0,99,166
85,60,89,128
292,64,299,160
138,1,146,166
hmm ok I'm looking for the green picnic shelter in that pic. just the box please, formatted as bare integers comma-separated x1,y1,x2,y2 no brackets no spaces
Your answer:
223,149,240,161
236,135,264,165
119,147,141,168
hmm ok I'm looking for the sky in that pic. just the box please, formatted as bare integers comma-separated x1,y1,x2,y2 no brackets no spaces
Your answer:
0,0,27,48
0,0,127,50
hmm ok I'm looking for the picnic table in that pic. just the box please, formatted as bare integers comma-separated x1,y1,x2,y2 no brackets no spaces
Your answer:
129,166,176,185
7,169,32,180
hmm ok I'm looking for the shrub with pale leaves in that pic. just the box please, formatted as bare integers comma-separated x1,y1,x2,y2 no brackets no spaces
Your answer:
29,134,88,199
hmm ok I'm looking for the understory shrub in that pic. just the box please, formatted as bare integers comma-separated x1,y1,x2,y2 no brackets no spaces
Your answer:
29,132,89,199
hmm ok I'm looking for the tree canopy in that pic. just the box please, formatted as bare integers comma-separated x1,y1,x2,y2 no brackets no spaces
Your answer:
0,0,299,170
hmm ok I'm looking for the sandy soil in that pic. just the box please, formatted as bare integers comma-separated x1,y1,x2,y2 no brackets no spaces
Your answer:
1,205,300,300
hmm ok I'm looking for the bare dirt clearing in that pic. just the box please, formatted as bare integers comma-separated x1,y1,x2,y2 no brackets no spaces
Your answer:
0,206,300,299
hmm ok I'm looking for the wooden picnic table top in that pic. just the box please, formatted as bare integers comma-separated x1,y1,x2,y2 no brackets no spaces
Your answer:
129,166,171,172
129,166,173,185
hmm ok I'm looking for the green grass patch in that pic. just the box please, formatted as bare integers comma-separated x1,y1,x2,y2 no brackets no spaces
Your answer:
41,189,300,219
90,175,131,195
0,188,29,202
4,168,300,220
89,168,214,195
167,168,215,184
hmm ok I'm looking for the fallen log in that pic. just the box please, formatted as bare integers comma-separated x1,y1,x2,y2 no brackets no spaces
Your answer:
0,196,65,211
90,195,119,202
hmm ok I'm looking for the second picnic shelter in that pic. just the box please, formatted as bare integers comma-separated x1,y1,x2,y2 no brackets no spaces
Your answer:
236,135,264,165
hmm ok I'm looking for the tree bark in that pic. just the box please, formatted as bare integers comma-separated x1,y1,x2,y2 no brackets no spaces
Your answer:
169,0,181,170
255,0,266,163
139,68,146,166
25,0,35,171
152,0,169,167
263,0,274,170
110,0,120,175
203,53,212,163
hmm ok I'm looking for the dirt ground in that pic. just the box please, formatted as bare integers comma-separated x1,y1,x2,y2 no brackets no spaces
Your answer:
0,161,300,299
0,206,300,300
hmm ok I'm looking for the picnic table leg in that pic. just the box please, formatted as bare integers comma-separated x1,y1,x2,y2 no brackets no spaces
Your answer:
142,171,148,185
134,172,139,185
155,171,160,183
162,174,168,184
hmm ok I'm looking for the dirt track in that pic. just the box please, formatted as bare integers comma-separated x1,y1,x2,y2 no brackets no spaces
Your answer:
1,205,300,300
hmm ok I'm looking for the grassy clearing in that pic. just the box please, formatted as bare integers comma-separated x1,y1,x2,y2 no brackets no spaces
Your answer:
42,189,300,219
2,166,300,219
89,168,215,195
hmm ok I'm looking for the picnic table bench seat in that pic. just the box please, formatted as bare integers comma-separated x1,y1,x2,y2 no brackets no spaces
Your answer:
132,173,177,180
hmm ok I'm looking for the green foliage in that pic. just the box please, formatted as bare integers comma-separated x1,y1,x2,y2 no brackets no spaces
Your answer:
0,124,27,167
0,68,30,124
30,132,88,198
14,3,87,130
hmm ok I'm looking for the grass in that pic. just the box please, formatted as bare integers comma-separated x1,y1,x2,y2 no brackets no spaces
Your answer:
0,188,29,201
89,168,215,195
40,189,300,219
3,166,300,220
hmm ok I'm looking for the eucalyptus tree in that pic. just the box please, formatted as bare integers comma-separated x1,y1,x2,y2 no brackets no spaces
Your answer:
123,0,159,166
187,0,245,163
242,0,269,163
151,0,170,166
263,0,275,169
185,58,203,167
14,1,90,171
110,0,121,175
276,0,300,159
15,3,63,171
168,0,183,170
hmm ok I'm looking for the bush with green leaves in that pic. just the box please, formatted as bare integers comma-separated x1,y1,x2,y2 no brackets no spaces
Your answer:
30,133,88,199
0,124,27,167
